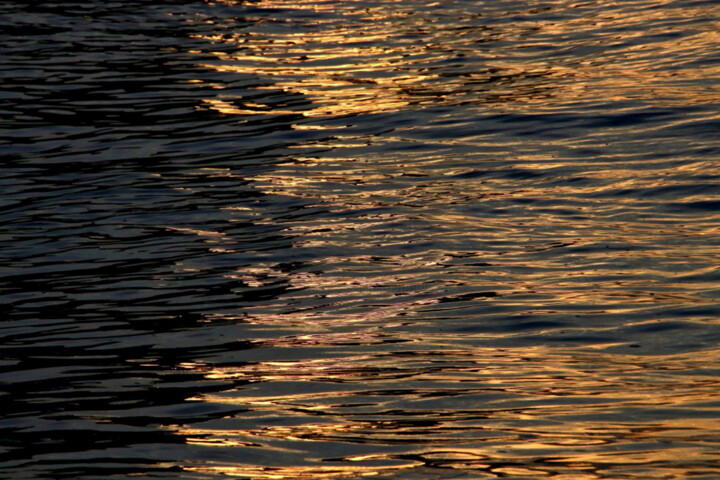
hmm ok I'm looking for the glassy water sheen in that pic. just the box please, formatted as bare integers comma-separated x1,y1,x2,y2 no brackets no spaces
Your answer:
2,1,719,478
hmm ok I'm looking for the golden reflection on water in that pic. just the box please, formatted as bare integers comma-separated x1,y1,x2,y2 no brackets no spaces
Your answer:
169,0,720,478
196,0,719,121
183,464,418,479
174,346,720,479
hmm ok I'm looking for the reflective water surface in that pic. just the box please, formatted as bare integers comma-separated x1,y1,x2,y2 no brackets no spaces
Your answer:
2,0,719,478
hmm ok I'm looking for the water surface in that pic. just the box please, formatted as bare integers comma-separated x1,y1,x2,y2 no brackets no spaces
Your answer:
1,0,720,479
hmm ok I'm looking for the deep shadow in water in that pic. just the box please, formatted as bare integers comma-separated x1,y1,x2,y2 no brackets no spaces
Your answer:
0,1,327,477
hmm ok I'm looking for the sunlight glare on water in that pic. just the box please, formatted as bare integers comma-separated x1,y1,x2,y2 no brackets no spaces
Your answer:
167,0,720,478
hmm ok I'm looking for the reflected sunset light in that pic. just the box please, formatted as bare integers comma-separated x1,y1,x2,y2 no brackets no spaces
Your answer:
174,0,720,478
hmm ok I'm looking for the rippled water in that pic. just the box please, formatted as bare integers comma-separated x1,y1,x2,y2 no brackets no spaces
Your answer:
2,1,720,478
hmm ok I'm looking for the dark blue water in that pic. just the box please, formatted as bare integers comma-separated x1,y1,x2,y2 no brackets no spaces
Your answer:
2,1,720,479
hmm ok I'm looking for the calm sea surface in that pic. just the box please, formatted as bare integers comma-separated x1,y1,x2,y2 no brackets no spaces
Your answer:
2,1,720,479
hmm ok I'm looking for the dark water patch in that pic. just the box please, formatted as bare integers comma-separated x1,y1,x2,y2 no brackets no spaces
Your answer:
667,200,720,212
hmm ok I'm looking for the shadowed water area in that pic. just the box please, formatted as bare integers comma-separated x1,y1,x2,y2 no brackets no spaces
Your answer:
1,0,719,478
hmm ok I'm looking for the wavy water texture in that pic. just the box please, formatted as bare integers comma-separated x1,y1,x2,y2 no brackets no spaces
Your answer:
1,0,719,479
